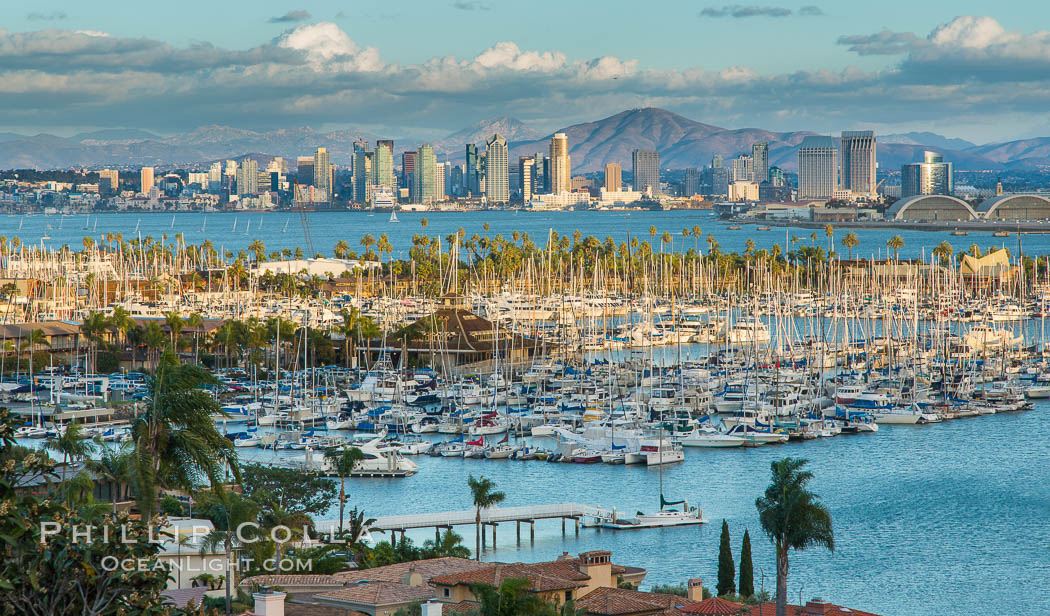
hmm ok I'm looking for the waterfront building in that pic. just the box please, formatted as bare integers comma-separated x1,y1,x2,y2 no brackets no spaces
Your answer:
375,139,394,189
683,168,700,197
729,181,759,201
549,133,571,194
236,158,258,195
840,130,877,198
632,149,660,197
752,142,769,183
450,164,464,197
598,188,643,207
98,169,119,195
604,163,622,192
139,167,154,195
313,147,331,200
484,134,509,203
353,140,372,204
435,161,447,198
797,136,838,199
571,177,591,191
413,144,437,205
296,156,314,187
520,157,535,202
465,144,480,197
702,166,729,196
731,155,753,183
901,151,953,197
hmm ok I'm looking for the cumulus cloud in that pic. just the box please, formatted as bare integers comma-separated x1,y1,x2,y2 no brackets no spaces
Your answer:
2,16,1050,138
268,9,311,23
27,11,67,21
452,1,489,10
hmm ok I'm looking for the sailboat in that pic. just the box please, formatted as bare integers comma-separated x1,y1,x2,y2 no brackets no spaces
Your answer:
389,209,400,223
200,216,207,233
133,218,140,234
244,220,251,235
83,215,89,230
92,218,97,232
41,224,52,240
231,217,238,232
18,217,23,231
281,219,289,233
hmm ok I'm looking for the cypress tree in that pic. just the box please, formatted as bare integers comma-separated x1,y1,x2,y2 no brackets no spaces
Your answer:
739,528,754,598
717,519,735,596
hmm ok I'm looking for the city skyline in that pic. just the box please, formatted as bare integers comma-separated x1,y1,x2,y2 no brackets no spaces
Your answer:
4,9,1050,142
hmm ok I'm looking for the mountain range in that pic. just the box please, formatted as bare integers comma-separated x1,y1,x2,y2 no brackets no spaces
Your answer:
4,108,1050,172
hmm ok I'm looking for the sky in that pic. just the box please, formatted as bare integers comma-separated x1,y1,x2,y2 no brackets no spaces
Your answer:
4,1,1050,143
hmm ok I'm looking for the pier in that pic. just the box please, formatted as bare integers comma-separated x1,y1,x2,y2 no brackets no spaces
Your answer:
318,502,614,545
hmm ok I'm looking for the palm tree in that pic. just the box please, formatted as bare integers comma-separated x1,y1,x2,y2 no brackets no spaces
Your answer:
108,306,135,347
164,311,184,348
333,240,350,260
324,446,365,534
80,311,109,373
130,354,239,519
467,475,505,560
841,232,859,261
933,241,954,266
755,458,834,616
887,235,904,261
21,328,49,382
824,224,834,253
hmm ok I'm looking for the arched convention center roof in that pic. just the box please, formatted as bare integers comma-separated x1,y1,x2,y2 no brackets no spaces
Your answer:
975,194,1050,220
885,195,978,221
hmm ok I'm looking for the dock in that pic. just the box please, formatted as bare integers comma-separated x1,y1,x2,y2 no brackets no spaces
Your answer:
318,502,617,545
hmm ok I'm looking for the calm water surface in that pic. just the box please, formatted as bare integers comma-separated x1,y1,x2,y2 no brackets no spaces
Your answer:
299,406,1050,616
12,210,1043,260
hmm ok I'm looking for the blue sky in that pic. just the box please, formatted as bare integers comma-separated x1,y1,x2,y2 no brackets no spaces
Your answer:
4,2,1050,142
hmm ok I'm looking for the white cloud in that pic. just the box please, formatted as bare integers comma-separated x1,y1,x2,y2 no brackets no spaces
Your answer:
472,42,566,71
928,16,1014,48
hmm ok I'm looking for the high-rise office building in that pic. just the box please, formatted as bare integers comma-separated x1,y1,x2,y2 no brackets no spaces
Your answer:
797,136,838,199
402,151,417,198
297,156,314,186
549,133,571,194
684,168,700,196
901,151,953,198
731,155,753,183
353,140,372,204
712,154,723,169
413,144,437,204
632,149,660,196
751,142,769,183
374,140,394,189
98,169,119,195
769,166,785,187
313,147,331,200
534,154,549,195
464,144,479,197
139,167,154,194
450,165,464,197
604,163,622,192
840,131,877,197
236,159,258,195
519,157,535,202
435,162,447,198
484,134,509,203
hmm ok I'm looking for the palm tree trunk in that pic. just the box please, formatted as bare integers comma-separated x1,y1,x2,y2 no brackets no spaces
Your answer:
776,546,789,616
339,478,346,535
475,509,481,561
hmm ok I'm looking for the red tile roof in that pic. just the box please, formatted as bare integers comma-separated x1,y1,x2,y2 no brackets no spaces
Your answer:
747,601,881,616
575,587,699,616
431,563,588,593
679,596,743,615
315,581,435,607
333,557,489,585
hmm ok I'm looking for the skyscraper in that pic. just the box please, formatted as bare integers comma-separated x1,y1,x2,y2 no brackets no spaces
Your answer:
374,140,394,189
684,168,700,197
450,165,464,197
840,131,877,197
435,161,447,198
901,151,953,197
751,142,769,183
797,136,838,199
632,149,660,196
519,157,535,202
353,140,372,204
236,158,258,195
712,154,723,169
413,144,437,204
484,134,509,203
313,147,331,200
604,163,622,192
139,167,154,194
464,144,479,197
296,156,314,186
549,133,571,194
731,155,753,182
